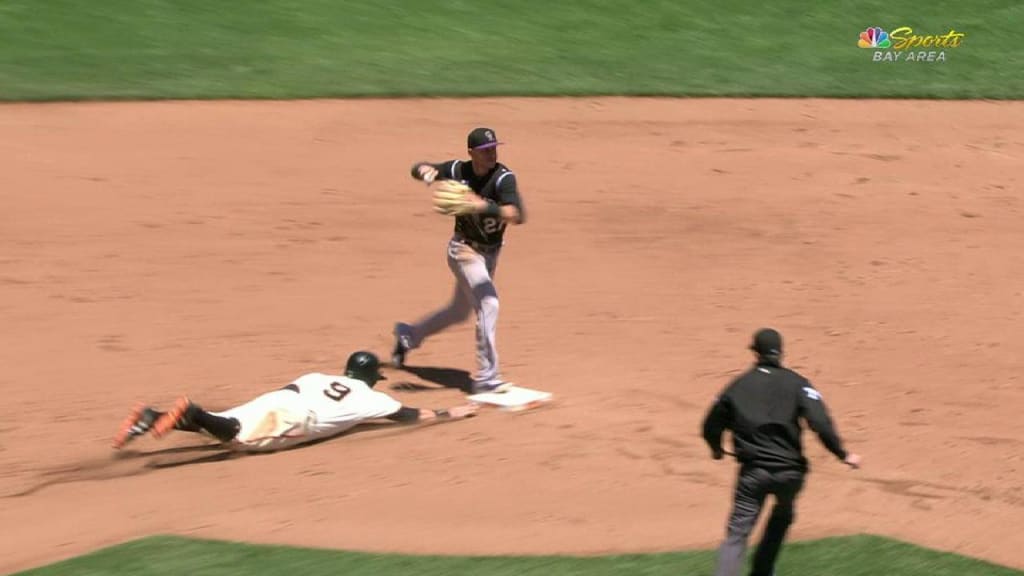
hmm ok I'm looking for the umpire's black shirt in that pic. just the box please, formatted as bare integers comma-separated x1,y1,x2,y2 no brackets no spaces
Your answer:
702,362,848,472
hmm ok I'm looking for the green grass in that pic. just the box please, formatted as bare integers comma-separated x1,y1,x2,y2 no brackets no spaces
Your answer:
11,534,1024,576
0,0,1020,100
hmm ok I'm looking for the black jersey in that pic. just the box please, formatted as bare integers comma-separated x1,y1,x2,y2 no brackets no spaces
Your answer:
702,363,849,472
416,160,525,247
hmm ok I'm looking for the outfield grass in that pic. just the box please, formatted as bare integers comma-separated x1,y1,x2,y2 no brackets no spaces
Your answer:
0,0,1020,100
11,534,1024,576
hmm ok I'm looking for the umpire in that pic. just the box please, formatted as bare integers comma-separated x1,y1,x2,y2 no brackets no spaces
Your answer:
702,328,862,576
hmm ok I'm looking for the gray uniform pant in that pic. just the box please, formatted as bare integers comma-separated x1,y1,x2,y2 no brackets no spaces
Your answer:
396,236,502,387
715,466,805,576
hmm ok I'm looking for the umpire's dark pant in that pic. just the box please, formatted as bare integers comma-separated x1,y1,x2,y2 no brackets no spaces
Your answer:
715,466,805,576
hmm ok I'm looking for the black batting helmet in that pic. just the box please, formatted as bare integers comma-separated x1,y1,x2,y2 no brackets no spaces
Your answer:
345,351,386,387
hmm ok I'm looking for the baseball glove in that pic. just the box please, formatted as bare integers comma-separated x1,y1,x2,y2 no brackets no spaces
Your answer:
432,180,478,216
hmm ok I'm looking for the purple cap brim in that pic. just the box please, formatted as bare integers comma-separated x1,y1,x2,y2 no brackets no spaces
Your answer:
472,141,502,149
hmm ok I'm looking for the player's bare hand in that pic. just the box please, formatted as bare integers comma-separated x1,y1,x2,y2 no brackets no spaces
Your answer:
449,404,478,419
844,453,862,469
418,165,438,184
469,194,489,213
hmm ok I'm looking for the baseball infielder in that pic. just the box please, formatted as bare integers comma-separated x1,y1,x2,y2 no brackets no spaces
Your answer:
112,351,478,452
393,127,526,394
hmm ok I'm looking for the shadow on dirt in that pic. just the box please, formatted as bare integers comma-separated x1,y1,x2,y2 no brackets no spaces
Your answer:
389,365,472,392
3,419,449,497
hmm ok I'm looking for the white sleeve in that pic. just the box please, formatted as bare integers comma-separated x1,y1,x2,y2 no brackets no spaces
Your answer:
358,391,403,420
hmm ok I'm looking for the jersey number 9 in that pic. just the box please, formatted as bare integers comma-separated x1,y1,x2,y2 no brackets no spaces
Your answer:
323,382,351,402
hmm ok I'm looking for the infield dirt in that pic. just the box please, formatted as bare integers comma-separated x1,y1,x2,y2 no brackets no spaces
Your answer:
1,97,1021,572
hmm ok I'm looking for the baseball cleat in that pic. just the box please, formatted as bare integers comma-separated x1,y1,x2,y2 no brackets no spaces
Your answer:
152,396,194,439
470,381,512,394
391,326,410,368
112,403,160,449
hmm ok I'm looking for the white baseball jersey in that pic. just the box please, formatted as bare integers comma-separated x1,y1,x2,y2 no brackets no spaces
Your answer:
211,372,402,452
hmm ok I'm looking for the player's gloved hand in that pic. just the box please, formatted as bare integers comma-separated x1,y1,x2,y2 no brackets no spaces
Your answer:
432,180,484,216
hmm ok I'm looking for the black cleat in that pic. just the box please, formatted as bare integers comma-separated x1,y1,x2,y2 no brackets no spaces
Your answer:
392,326,410,368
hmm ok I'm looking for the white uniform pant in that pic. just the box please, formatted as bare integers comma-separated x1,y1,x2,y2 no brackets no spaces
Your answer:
212,389,354,452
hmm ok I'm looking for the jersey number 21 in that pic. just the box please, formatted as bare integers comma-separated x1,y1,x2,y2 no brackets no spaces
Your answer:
482,217,504,234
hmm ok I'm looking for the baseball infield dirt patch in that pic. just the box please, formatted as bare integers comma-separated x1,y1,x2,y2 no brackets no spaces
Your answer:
1,98,1021,572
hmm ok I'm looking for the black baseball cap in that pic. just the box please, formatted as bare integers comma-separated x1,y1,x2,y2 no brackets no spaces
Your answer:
467,127,502,150
750,328,783,357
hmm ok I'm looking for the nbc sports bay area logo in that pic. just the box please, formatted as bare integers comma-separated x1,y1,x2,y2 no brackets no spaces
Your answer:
858,26,966,63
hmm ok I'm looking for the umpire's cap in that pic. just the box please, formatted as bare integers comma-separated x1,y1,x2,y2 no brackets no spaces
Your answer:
750,328,783,358
345,351,387,387
467,127,503,150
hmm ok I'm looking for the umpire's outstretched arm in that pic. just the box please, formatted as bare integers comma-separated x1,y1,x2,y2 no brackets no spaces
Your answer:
798,385,848,460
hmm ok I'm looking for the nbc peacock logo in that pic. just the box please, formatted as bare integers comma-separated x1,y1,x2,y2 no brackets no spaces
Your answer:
858,27,891,48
